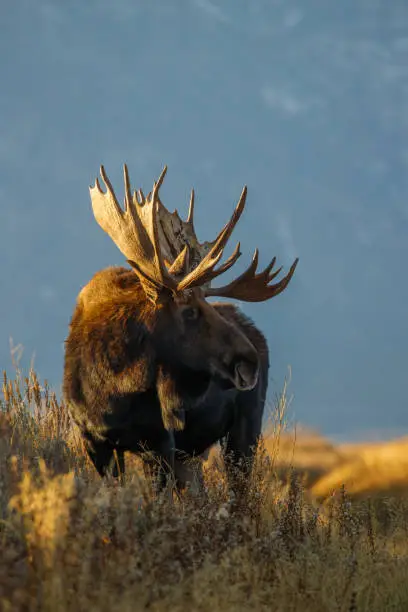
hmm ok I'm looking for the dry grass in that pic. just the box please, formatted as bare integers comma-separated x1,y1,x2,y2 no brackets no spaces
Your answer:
311,437,408,500
2,366,408,611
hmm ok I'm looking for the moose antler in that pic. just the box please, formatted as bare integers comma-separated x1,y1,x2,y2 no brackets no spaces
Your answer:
90,164,298,304
204,249,299,302
89,164,178,300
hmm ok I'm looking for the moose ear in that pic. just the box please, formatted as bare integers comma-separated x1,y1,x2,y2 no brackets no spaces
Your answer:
127,259,171,305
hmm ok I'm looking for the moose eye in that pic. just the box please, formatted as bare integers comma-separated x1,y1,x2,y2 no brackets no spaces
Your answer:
182,307,200,322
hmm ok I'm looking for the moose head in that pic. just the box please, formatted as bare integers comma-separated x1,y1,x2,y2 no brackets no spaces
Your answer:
89,165,298,394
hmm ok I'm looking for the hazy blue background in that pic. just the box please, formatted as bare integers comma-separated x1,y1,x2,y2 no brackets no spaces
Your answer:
1,1,408,441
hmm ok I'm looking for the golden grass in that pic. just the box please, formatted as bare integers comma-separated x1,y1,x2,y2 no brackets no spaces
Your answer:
2,366,408,611
311,437,408,499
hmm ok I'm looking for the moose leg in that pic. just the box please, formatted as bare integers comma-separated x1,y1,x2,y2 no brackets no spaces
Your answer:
221,386,265,499
174,450,209,495
142,454,170,491
139,430,176,497
142,454,175,497
221,431,259,501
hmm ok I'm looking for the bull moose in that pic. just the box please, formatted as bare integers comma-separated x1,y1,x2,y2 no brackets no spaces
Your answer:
63,165,298,494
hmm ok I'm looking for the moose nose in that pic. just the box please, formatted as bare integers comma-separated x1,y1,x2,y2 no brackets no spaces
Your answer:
233,354,259,391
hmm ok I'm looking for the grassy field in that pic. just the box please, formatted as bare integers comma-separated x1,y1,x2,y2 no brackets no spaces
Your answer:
2,367,408,611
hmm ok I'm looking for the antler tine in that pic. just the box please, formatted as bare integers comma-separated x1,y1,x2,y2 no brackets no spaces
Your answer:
187,189,195,224
167,244,191,277
153,165,168,194
90,165,126,241
136,189,146,204
204,253,299,303
176,186,247,292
